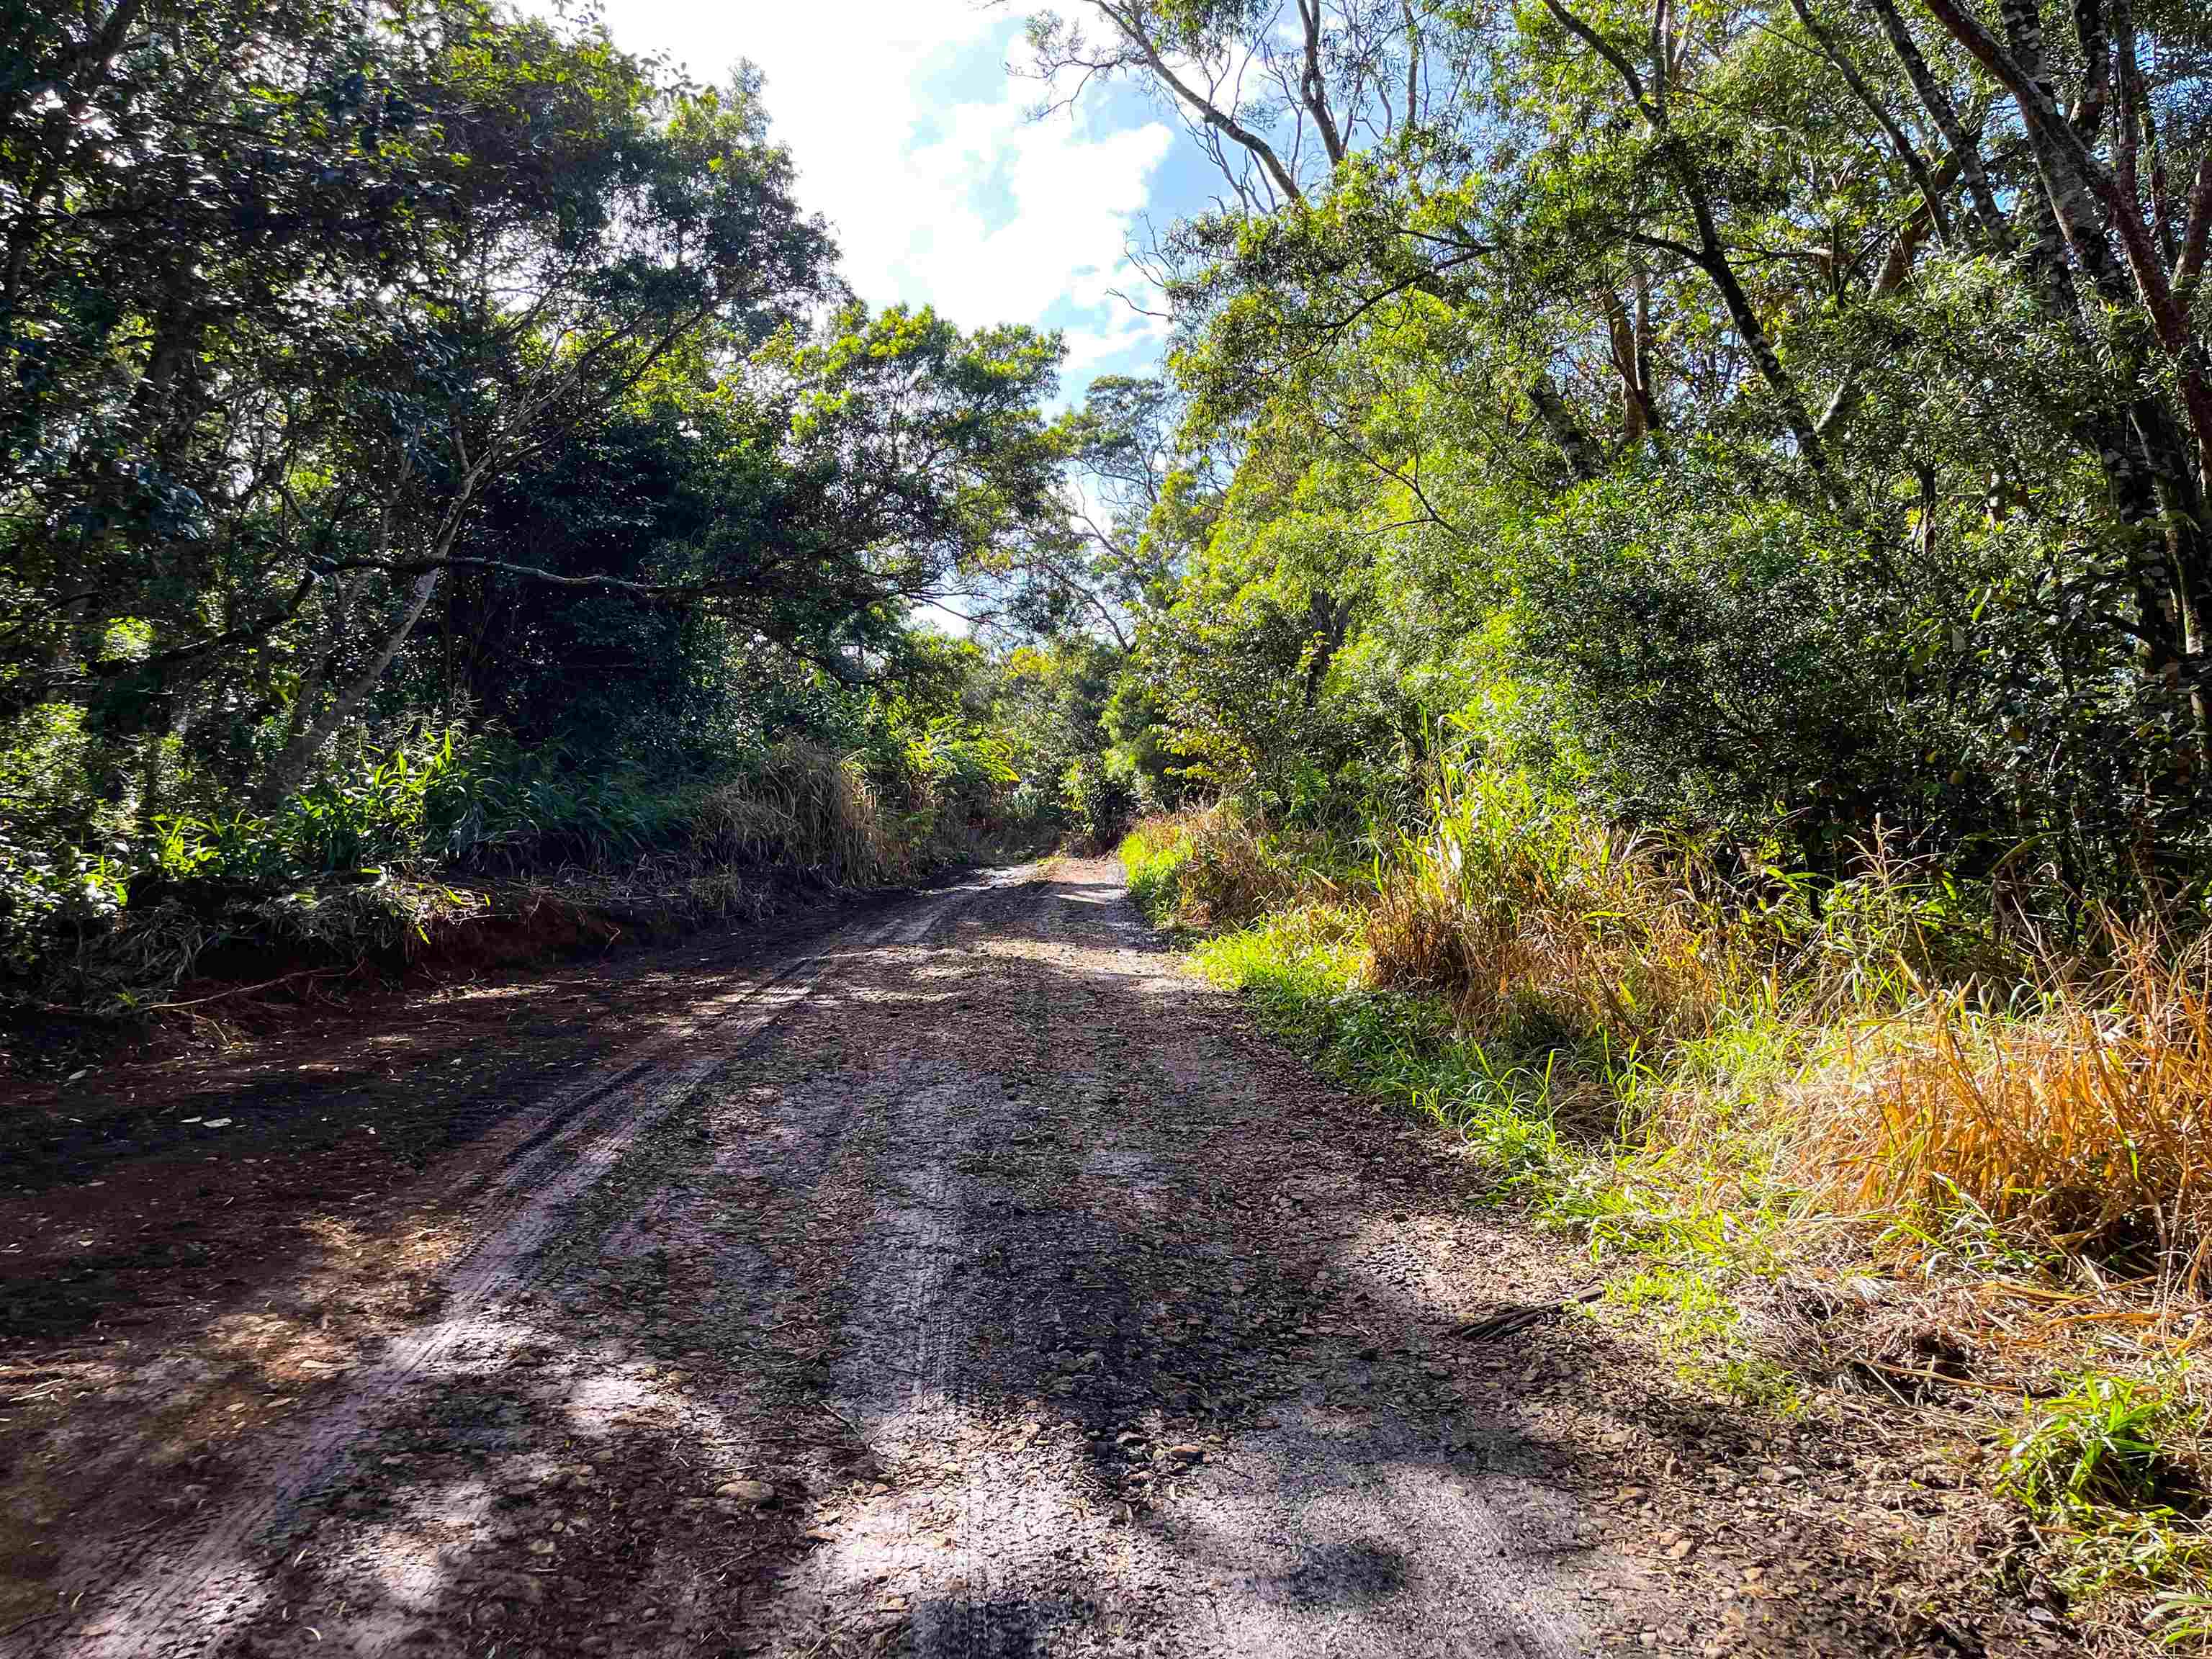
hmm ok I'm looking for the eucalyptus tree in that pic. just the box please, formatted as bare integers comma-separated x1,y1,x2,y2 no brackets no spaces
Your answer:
1017,1,1478,210
1026,0,2212,889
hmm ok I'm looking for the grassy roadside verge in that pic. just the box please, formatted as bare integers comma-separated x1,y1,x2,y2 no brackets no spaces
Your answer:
1120,796,2212,1652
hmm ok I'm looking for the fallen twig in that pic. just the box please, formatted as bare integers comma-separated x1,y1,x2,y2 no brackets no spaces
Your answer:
1857,1357,2032,1395
1454,1284,1604,1341
143,968,343,1012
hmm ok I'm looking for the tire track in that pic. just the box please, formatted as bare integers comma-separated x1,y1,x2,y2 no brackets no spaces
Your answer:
750,860,1601,1657
21,881,981,1659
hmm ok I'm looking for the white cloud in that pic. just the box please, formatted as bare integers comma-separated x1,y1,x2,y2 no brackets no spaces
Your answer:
566,1,1174,363
1062,310,1169,379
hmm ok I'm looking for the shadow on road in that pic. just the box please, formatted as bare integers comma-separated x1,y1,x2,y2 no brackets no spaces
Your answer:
10,864,1903,1658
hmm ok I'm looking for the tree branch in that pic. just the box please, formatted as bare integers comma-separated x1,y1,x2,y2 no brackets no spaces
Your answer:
1298,0,1349,166
1096,0,1305,202
1789,0,1951,245
1540,0,1655,115
2177,145,2212,298
1859,0,2008,244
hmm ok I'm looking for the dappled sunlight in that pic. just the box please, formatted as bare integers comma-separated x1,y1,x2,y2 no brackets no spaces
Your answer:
1156,1414,1588,1653
5,860,1883,1657
559,1362,668,1431
59,1263,812,1655
721,873,1622,1650
325,1472,500,1635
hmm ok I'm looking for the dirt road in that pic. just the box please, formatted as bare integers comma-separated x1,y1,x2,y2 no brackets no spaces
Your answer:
4,862,1982,1656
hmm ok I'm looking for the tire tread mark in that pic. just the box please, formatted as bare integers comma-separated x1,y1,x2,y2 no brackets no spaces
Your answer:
24,895,949,1659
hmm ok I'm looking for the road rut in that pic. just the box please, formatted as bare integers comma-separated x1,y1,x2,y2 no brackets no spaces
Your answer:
14,860,1638,1657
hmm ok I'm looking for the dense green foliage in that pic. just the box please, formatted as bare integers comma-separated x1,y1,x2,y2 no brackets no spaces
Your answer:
1030,0,2212,910
13,0,2212,1010
0,0,1110,1012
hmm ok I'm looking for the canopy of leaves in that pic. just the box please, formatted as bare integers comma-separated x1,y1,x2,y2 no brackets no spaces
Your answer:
0,0,1082,969
1025,0,2212,904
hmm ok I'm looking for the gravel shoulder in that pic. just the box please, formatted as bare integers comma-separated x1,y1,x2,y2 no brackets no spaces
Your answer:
1,860,2059,1656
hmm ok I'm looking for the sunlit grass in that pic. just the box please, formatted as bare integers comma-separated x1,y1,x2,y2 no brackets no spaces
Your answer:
1121,787,2212,1632
1802,932,2212,1264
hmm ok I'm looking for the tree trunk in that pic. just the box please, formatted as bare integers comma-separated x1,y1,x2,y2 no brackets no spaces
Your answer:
256,566,443,808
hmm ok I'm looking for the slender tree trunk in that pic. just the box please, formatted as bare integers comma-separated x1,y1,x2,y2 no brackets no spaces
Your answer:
258,567,443,807
1527,372,1602,480
255,443,470,807
1860,0,2008,242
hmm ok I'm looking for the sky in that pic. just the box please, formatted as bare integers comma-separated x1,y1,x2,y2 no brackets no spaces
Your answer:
566,0,1211,405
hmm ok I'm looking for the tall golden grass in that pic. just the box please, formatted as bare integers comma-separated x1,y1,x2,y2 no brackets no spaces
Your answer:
1125,803,1301,927
1132,775,2212,1268
1363,809,1745,1056
691,742,901,888
1807,929,2212,1267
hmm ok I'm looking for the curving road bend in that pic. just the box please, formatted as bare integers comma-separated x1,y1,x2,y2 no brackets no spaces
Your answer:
17,860,1645,1658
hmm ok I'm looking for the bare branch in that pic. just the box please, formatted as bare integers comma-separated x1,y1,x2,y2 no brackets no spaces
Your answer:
1093,1,1305,202
2179,148,2212,297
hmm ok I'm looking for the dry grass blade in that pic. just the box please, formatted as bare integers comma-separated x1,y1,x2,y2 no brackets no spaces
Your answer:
1804,927,2212,1264
692,742,900,889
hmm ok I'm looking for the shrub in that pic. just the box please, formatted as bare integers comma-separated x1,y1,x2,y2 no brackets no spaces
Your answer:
1061,753,1137,850
0,827,124,982
1117,804,1301,928
1120,818,1192,924
907,724,1020,841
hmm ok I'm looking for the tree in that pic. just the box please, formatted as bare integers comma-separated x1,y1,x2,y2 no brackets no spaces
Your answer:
1031,0,2212,888
253,55,836,800
1,0,1079,878
0,4,839,804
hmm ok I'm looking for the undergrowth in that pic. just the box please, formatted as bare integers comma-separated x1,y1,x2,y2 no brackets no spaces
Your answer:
3,725,1051,1030
1121,775,2212,1643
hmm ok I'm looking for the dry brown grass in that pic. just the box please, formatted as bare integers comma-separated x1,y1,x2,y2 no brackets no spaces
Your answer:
1806,926,2212,1270
1136,772,2212,1279
1124,804,1302,927
1362,801,1751,1061
691,742,900,889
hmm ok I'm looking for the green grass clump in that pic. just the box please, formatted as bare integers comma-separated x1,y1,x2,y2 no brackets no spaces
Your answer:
1120,822,1192,925
2001,1376,2199,1519
1609,1261,1805,1412
1995,1373,2212,1609
1191,906,1567,1192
